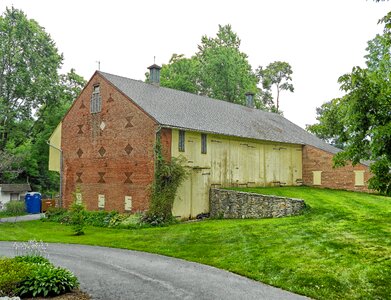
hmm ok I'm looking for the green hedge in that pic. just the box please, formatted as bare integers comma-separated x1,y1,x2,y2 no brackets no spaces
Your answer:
0,255,78,298
45,207,145,229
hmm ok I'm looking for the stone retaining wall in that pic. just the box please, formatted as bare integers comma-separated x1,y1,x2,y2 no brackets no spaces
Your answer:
209,189,306,219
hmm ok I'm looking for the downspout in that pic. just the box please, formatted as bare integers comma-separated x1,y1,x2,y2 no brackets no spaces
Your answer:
46,140,63,208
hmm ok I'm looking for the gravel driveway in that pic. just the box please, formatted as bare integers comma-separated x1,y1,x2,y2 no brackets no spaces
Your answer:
0,242,309,300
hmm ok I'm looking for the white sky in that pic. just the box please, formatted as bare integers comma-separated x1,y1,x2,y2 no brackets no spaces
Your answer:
1,0,390,129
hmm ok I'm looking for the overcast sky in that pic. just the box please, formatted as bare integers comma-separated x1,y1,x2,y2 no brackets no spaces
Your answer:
1,0,390,129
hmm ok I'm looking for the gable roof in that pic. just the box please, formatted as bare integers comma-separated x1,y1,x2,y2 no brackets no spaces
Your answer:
0,184,31,193
99,71,340,154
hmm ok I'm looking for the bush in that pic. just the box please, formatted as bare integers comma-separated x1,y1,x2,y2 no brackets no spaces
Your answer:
70,202,85,236
4,200,26,216
83,210,119,227
18,263,79,298
45,207,70,223
0,258,32,296
14,255,50,265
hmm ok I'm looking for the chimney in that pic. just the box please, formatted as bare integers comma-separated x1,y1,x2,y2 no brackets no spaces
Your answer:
245,92,255,108
147,64,161,86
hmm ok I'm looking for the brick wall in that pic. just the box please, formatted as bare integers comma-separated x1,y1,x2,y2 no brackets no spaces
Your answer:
302,145,371,192
61,73,159,212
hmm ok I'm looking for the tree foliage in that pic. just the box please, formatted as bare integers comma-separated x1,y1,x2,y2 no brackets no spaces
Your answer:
0,7,85,192
308,12,391,195
153,25,291,110
257,61,294,112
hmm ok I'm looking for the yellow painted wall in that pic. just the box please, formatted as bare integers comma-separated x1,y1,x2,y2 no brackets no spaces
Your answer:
48,123,62,172
171,129,303,218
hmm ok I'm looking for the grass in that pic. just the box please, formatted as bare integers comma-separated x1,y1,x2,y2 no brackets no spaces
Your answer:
0,210,27,218
0,187,390,299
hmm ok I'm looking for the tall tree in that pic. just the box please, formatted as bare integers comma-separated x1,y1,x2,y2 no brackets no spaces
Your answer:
196,25,259,105
0,7,85,193
0,7,63,149
159,54,200,94
257,61,294,112
151,25,266,108
309,12,391,195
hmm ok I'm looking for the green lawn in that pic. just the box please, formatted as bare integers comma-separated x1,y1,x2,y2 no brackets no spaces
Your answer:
0,187,390,299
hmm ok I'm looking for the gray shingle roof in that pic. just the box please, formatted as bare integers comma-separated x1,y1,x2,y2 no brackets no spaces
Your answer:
99,71,340,155
0,184,31,193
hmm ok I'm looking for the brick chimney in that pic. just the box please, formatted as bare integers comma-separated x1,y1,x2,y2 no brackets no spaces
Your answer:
147,64,161,86
245,92,255,108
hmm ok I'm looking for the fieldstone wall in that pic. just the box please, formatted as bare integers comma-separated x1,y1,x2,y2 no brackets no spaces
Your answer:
210,189,306,219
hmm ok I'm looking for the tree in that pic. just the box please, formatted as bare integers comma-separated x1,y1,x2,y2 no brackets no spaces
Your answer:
0,7,85,193
309,12,391,195
0,7,63,150
159,54,200,94
151,25,265,108
306,98,349,149
196,25,259,106
257,61,294,112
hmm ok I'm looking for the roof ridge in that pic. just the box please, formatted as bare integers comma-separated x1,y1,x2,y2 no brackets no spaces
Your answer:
98,71,279,117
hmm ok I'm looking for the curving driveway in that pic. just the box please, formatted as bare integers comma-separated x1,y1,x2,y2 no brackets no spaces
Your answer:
0,242,308,300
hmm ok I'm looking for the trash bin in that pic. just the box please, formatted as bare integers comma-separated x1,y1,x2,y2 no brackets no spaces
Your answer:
41,199,56,212
25,192,42,214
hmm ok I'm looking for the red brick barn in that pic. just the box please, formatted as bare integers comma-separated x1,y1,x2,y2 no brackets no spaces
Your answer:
48,65,371,218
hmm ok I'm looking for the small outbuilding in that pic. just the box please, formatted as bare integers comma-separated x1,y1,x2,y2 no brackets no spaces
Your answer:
0,184,31,210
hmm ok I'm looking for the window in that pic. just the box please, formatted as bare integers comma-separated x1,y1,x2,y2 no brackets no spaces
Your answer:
90,85,102,113
10,193,19,201
354,170,365,186
201,133,207,154
312,171,322,186
178,130,185,152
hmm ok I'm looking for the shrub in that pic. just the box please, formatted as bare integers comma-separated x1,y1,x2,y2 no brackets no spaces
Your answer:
0,258,32,297
45,207,70,223
4,200,26,216
83,210,119,227
17,263,79,298
70,201,85,235
146,138,187,225
14,255,50,265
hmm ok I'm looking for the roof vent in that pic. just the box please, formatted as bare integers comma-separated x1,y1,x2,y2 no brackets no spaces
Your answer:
147,64,161,86
245,92,255,108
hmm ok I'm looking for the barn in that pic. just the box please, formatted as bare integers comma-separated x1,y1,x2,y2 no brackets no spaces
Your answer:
48,65,371,218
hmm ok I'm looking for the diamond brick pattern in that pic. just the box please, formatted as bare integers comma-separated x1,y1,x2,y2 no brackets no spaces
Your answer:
79,101,86,109
98,172,106,183
124,172,133,184
124,144,133,155
76,172,83,183
107,94,114,102
125,116,134,128
77,148,83,158
98,147,106,157
77,125,83,134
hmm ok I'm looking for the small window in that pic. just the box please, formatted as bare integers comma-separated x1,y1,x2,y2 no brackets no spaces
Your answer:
178,130,185,152
312,171,322,186
90,84,102,113
201,133,207,154
354,170,365,186
10,193,19,201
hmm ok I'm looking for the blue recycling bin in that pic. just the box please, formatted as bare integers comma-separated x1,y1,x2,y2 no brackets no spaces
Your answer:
25,192,42,214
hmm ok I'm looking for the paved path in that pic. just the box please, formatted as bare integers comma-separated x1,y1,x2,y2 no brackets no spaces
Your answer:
0,213,44,223
0,242,309,300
